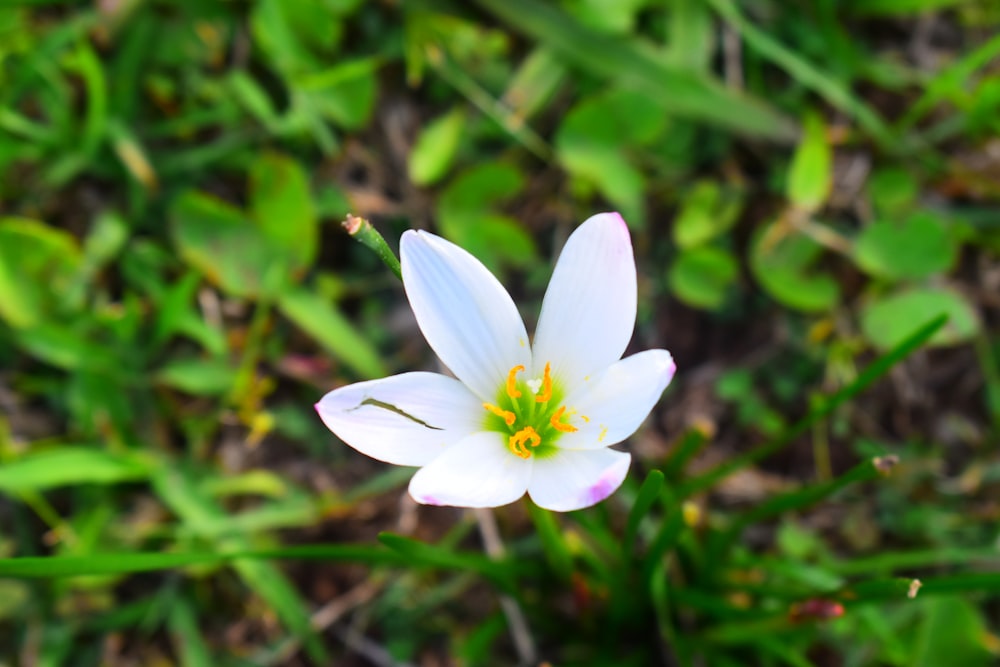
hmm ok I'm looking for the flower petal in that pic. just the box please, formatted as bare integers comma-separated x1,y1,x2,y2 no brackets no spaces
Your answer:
409,432,531,507
531,212,637,389
558,349,676,450
401,230,531,401
528,448,631,511
316,372,483,466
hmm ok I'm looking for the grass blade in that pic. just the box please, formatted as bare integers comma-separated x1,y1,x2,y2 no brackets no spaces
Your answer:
624,469,664,555
0,552,229,578
473,0,797,141
842,573,1000,604
379,532,521,593
707,0,892,145
661,429,708,480
0,448,156,494
678,314,947,497
527,502,573,579
732,456,894,531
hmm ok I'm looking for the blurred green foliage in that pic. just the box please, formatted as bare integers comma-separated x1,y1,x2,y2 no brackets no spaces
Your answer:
1,0,999,665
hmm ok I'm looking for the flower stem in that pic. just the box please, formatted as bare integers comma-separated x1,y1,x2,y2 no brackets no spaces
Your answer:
342,214,402,281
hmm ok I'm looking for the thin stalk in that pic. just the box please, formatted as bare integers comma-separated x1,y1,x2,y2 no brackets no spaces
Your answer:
474,508,538,666
677,314,946,498
342,215,402,281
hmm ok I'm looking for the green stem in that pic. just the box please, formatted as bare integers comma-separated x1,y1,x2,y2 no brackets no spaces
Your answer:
342,215,402,281
678,314,946,498
709,456,896,565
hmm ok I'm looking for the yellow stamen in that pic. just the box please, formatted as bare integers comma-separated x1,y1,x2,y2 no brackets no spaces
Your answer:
535,362,552,403
506,365,524,399
508,426,541,458
483,403,516,426
550,406,578,433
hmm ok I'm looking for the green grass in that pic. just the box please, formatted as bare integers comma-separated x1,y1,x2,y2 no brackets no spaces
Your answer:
1,0,999,664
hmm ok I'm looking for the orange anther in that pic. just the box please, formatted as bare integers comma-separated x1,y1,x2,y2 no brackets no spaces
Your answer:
550,406,578,433
508,426,541,458
535,362,552,403
483,403,516,426
506,365,524,399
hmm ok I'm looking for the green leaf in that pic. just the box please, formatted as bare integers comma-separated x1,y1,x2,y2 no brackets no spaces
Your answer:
437,163,535,271
527,503,573,579
854,213,956,280
668,246,739,310
673,180,743,248
848,0,975,16
278,286,386,379
168,597,214,667
249,151,318,276
707,0,892,145
0,218,83,328
378,532,518,593
787,114,832,212
868,167,918,217
750,223,839,312
228,70,278,126
251,0,339,74
149,468,327,661
474,0,797,141
503,48,567,119
81,211,129,274
170,190,288,299
664,0,714,71
13,323,119,371
555,88,665,227
408,106,466,186
233,558,325,661
299,57,379,130
0,448,155,494
156,357,236,396
0,552,232,579
64,41,108,158
624,470,664,554
861,288,979,349
0,580,29,619
439,163,525,218
563,0,647,34
0,545,407,579
680,315,947,497
911,597,993,667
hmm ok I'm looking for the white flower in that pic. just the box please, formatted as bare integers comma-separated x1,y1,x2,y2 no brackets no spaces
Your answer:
316,213,675,511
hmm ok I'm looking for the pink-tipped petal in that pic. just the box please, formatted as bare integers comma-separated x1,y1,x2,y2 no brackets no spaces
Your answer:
531,213,637,388
557,349,675,450
316,372,483,466
402,230,531,402
409,432,532,508
528,448,631,511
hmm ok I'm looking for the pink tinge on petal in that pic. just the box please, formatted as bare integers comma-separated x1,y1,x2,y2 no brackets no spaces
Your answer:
607,210,629,237
585,466,623,506
528,448,631,512
415,494,444,506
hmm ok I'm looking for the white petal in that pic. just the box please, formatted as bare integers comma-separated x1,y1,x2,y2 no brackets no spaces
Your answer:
528,448,631,512
401,230,531,402
409,432,531,508
315,372,483,466
557,349,675,450
531,213,637,389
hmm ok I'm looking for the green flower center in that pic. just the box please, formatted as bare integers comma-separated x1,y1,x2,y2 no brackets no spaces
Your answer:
482,363,585,459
